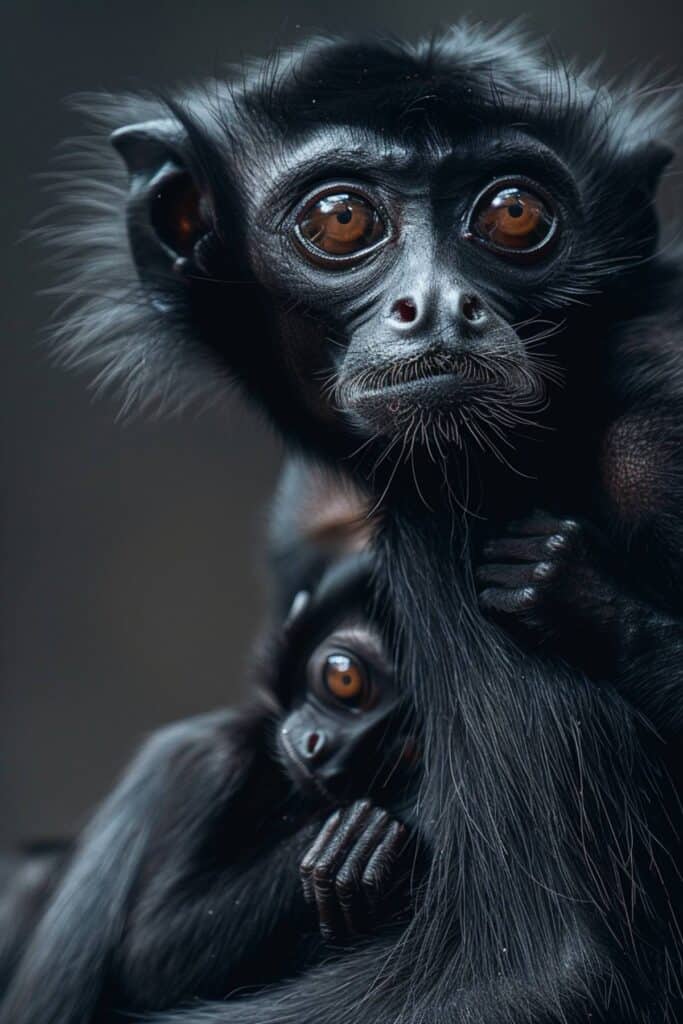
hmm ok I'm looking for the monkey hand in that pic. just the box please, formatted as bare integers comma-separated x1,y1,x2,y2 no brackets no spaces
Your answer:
476,511,628,677
300,799,411,942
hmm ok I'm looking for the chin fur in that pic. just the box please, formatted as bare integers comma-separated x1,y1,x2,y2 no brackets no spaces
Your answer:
340,352,549,457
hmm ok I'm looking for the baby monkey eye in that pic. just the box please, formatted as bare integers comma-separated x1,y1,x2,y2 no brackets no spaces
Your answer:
322,652,370,707
296,192,385,261
468,182,557,259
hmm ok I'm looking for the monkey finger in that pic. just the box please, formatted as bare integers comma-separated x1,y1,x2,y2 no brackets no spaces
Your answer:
306,801,374,886
300,809,342,904
317,800,376,875
333,808,392,934
312,870,346,942
479,585,539,615
476,563,538,588
307,801,376,938
503,512,567,537
482,536,554,563
361,820,409,913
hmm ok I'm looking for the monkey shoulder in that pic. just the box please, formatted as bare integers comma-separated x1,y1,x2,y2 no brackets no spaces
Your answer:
599,308,683,534
598,413,680,527
126,704,274,806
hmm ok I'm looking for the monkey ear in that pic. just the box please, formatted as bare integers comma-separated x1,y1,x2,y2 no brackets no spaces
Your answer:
627,140,675,196
110,118,184,173
111,119,212,287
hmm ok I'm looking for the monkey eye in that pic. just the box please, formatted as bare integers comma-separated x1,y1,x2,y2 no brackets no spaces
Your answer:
467,181,557,260
320,651,373,709
295,191,387,263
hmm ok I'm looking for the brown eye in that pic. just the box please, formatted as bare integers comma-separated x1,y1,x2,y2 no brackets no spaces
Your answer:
470,184,556,257
323,652,368,705
296,192,385,259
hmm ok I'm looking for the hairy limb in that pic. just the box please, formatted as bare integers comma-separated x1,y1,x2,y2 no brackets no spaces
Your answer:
0,709,314,1023
477,512,683,732
116,812,322,1009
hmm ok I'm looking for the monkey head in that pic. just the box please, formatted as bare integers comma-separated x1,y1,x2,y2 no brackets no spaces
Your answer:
266,553,414,804
63,28,674,471
277,613,401,802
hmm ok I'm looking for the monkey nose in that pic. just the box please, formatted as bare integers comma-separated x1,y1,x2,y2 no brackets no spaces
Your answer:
390,297,418,324
388,294,430,335
301,730,327,761
452,291,489,330
389,290,489,337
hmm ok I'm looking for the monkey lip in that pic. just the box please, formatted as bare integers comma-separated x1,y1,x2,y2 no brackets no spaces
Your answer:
341,350,502,410
341,357,473,420
359,373,460,401
356,351,464,393
339,350,542,431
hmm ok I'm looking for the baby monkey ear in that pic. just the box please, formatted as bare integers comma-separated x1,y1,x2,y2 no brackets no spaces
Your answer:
111,119,213,290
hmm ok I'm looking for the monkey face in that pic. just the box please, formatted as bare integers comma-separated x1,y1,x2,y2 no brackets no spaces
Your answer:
246,131,569,445
277,620,404,802
110,36,670,461
269,555,415,804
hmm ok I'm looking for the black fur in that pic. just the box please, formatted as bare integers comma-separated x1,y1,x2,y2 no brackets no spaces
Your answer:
0,842,70,993
5,23,683,1024
0,557,416,1020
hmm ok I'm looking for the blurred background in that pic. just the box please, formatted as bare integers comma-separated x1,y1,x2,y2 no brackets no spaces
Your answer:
2,0,681,844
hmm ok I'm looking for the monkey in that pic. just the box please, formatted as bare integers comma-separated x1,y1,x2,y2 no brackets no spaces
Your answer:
0,551,417,1020
7,23,682,1024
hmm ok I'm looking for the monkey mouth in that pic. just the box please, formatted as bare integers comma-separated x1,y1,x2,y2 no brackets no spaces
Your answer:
339,349,528,412
347,350,467,395
337,349,547,442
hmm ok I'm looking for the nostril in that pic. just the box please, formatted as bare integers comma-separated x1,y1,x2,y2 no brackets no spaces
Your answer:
391,298,418,324
461,295,486,324
304,731,325,759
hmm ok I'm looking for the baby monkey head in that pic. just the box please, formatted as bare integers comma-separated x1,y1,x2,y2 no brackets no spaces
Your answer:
77,26,674,465
278,615,400,803
269,555,414,804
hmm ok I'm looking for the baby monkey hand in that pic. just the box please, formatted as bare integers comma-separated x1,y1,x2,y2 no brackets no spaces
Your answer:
300,799,411,942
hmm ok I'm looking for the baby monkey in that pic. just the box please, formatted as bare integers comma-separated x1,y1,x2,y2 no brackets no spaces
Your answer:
0,553,417,1020
276,553,416,942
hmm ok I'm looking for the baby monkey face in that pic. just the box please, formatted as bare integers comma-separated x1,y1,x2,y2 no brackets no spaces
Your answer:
278,616,408,802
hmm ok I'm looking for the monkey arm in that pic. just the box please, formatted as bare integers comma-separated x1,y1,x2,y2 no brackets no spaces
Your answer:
0,708,317,1024
614,613,683,736
476,512,683,734
120,798,413,1009
115,830,321,1010
115,785,325,1009
137,926,602,1024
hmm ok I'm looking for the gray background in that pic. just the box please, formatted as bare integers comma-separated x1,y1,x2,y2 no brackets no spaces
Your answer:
2,0,681,843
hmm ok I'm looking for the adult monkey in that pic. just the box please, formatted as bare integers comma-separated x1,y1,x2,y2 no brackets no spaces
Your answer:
4,24,682,1024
